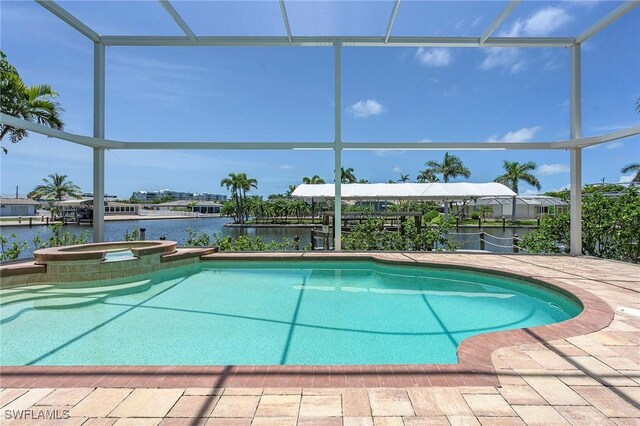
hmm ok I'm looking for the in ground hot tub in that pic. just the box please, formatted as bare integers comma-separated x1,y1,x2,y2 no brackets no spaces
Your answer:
32,240,179,282
34,240,177,261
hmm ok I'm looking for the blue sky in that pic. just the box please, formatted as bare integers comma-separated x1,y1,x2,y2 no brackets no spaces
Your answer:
1,0,639,199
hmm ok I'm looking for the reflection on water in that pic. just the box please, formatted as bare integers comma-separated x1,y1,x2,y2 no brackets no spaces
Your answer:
2,216,532,259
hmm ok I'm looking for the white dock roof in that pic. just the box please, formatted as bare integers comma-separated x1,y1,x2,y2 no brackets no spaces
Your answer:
292,182,516,201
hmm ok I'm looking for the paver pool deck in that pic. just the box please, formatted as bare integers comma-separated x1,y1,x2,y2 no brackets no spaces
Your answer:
0,253,638,425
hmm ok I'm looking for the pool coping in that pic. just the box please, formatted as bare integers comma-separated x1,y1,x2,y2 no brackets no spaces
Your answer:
0,252,614,388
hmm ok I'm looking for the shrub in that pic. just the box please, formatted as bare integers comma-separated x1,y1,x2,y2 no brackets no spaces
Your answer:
0,233,28,261
521,188,640,262
123,227,140,241
342,218,455,251
32,224,90,250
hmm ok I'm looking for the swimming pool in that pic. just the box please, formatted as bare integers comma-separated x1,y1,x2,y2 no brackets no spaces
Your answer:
0,260,581,366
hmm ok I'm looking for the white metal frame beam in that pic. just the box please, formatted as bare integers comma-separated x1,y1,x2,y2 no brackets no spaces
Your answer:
35,0,100,42
577,0,640,43
98,35,575,48
158,0,197,42
384,0,402,44
334,42,343,251
569,44,582,256
93,43,106,243
480,0,520,44
3,113,638,151
278,0,293,43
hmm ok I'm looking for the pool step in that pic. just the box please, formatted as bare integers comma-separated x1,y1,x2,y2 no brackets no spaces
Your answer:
0,279,153,323
0,279,152,305
0,295,107,324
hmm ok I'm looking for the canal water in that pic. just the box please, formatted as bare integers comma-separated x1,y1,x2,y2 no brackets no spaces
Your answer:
1,217,533,259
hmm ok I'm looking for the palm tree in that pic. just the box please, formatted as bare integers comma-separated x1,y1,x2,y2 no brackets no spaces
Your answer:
220,173,242,223
238,174,258,222
29,173,82,202
357,178,369,183
423,152,471,183
286,185,297,197
422,152,471,218
302,175,325,184
621,163,640,183
398,174,410,183
495,160,541,223
28,173,82,218
416,169,439,183
220,172,258,223
340,167,357,184
1,51,64,154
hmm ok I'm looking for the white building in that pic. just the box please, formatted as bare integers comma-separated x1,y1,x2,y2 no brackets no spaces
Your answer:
132,190,227,203
0,198,41,216
151,200,222,214
464,196,568,220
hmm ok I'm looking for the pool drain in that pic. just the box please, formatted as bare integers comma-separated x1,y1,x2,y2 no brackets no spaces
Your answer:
548,301,564,312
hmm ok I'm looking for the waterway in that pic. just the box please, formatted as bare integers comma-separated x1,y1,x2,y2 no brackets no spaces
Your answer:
1,217,533,259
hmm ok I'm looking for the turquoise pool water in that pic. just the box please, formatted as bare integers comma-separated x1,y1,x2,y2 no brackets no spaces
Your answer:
0,261,581,366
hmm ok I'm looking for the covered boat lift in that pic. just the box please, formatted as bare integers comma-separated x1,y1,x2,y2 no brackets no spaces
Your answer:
291,182,517,201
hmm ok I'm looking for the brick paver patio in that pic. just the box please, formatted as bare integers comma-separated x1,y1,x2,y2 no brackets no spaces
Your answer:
1,254,638,424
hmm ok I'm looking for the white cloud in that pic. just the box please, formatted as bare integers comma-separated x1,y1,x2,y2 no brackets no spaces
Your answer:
415,48,452,67
392,166,403,173
619,174,635,184
503,7,572,37
605,141,624,150
480,48,526,73
488,126,541,142
523,7,572,36
346,99,385,118
538,164,570,175
481,7,572,73
420,138,432,143
523,189,540,196
278,165,295,170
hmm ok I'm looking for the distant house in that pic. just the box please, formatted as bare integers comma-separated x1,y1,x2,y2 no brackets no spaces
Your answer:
132,189,227,203
152,200,221,214
0,198,41,216
57,199,139,221
463,196,568,220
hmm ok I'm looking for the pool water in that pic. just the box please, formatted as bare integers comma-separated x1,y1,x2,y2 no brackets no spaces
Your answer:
0,261,581,366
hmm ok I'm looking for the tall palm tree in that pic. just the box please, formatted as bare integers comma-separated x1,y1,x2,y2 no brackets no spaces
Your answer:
28,173,82,218
29,173,82,202
220,173,242,223
423,152,471,183
340,167,357,184
1,51,64,154
398,174,410,183
621,163,640,183
495,160,541,223
302,175,325,184
220,172,258,223
422,152,471,218
238,173,258,222
416,169,439,183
